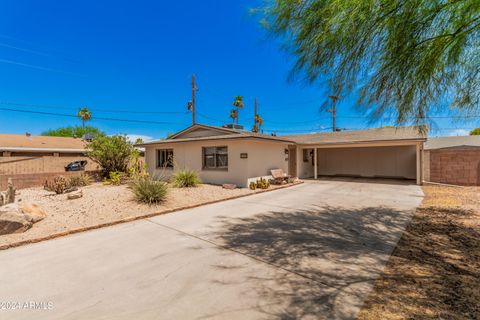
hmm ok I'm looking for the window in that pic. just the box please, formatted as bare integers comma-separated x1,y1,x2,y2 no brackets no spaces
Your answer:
202,146,228,170
156,149,173,168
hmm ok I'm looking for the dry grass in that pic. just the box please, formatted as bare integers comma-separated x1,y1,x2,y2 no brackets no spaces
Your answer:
358,185,480,320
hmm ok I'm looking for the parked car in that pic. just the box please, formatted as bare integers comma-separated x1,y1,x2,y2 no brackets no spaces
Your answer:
65,160,87,171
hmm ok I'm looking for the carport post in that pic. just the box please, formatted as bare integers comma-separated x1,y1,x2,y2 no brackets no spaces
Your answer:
314,147,318,179
416,143,422,185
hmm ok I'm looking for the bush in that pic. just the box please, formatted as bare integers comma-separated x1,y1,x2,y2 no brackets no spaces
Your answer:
44,175,70,194
131,177,168,204
172,169,201,188
69,174,92,187
256,177,270,189
87,135,134,176
103,171,122,185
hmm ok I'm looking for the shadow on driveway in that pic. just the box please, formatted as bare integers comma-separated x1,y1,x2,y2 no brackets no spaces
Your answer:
215,205,413,319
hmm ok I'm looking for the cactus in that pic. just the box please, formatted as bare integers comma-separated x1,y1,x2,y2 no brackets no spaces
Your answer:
44,175,70,194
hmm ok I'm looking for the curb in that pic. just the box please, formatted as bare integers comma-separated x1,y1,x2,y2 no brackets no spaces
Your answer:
0,181,303,251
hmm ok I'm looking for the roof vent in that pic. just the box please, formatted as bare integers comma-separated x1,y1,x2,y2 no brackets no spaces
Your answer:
223,124,244,130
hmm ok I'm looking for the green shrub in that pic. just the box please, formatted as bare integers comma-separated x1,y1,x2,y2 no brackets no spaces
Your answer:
172,169,201,188
69,174,92,187
44,175,70,194
256,177,270,189
131,177,168,204
86,135,134,176
103,171,122,185
249,181,257,190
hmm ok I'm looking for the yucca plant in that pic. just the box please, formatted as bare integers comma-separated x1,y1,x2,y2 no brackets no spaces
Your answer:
172,169,201,188
131,176,168,204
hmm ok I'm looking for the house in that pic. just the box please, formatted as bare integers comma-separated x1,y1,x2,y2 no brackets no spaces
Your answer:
138,124,426,187
423,136,480,186
0,134,98,188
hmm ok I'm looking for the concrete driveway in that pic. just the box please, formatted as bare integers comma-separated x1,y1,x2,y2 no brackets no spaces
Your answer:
0,178,423,320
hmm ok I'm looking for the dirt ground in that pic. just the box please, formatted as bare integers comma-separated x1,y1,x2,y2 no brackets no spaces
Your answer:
358,185,480,320
0,182,290,249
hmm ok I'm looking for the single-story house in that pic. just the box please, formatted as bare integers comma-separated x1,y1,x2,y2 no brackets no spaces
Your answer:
138,124,426,187
423,136,480,186
0,134,98,188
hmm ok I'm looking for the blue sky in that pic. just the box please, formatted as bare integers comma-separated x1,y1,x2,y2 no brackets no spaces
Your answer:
0,0,475,140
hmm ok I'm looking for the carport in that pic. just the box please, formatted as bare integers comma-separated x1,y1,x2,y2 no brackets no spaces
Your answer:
286,127,426,185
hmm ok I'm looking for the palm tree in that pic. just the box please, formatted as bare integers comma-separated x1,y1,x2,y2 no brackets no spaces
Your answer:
77,107,92,128
229,109,238,124
253,114,264,133
231,96,244,124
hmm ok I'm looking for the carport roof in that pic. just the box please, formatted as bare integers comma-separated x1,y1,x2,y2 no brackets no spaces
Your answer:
424,136,480,150
283,126,426,145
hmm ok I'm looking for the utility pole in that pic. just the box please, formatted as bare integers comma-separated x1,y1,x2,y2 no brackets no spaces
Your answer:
189,74,198,125
327,95,339,132
254,97,258,131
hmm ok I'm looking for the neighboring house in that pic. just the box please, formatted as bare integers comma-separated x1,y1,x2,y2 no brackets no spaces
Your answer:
0,134,98,188
138,124,426,187
424,136,480,186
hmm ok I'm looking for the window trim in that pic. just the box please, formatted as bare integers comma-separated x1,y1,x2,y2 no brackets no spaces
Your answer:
156,149,174,169
202,146,228,171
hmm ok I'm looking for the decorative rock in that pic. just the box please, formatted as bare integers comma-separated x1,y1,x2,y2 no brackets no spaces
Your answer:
222,184,237,190
67,190,83,200
0,203,32,235
21,203,47,223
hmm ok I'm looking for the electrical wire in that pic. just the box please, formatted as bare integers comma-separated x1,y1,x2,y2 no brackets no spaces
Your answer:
0,102,188,115
0,107,189,125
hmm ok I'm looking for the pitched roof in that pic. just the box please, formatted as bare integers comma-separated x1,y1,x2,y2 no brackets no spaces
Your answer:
137,124,295,145
424,136,480,150
0,134,87,152
283,126,426,145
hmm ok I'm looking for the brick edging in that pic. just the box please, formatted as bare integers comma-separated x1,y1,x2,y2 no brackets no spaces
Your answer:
0,181,303,251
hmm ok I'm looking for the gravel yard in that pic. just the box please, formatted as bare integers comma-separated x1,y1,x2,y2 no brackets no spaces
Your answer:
358,185,480,320
0,182,290,249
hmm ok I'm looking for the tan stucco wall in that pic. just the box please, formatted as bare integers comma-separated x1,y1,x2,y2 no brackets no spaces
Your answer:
315,145,416,179
145,139,289,187
423,150,430,182
0,155,99,175
297,148,315,178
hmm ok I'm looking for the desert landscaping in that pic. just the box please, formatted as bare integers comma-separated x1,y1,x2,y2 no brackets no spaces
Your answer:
0,180,296,249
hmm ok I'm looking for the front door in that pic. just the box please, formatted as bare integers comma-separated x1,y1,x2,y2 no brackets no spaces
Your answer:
288,146,297,177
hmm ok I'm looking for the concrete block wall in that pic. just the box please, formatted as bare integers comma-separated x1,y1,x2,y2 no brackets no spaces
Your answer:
428,149,480,186
0,171,102,190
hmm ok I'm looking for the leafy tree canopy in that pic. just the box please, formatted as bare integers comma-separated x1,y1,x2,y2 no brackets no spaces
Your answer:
86,135,134,176
470,128,480,135
258,0,480,127
41,126,104,138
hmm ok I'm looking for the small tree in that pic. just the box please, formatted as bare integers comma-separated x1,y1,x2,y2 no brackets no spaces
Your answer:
87,135,133,176
77,107,92,128
470,128,480,135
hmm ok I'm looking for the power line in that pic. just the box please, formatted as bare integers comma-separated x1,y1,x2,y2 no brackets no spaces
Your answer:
0,107,188,125
0,102,188,115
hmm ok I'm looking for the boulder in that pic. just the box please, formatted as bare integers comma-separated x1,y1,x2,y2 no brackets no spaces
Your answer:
67,190,83,200
0,202,47,235
222,184,237,190
0,204,32,235
20,203,47,223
